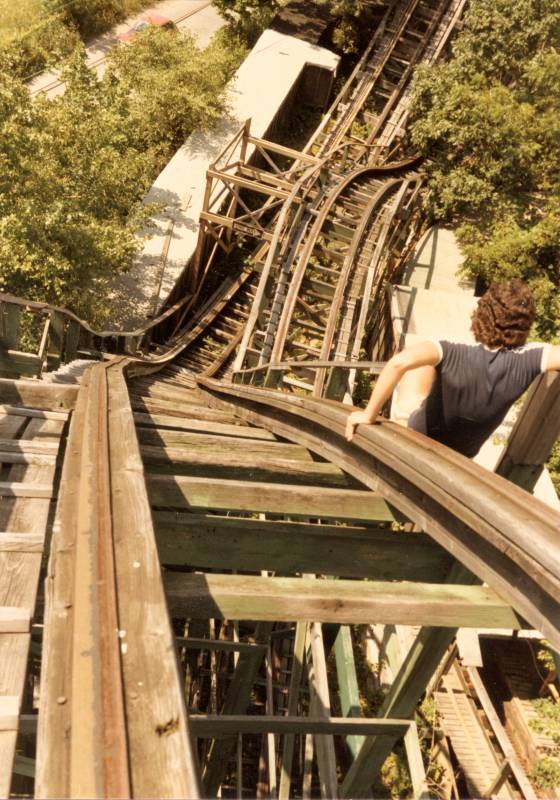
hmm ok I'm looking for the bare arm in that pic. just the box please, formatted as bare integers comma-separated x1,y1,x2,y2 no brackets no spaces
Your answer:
345,340,441,441
545,345,560,371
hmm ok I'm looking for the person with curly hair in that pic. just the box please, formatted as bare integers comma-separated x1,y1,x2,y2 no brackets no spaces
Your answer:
345,278,560,457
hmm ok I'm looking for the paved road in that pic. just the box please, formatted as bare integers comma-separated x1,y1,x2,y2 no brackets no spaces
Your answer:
28,0,224,99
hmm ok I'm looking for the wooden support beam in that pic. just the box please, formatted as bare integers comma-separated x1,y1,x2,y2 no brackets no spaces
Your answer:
176,637,267,655
496,371,560,491
279,622,307,800
143,445,354,487
191,716,412,738
309,621,339,798
135,414,276,440
148,475,394,521
334,627,364,758
0,349,41,378
203,623,273,797
153,512,453,580
164,574,522,629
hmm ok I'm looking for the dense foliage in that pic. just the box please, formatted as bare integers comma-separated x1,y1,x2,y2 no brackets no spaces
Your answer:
213,0,381,52
408,0,560,344
0,29,242,322
0,0,153,79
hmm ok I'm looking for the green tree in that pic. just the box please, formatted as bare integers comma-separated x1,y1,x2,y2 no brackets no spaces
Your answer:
408,0,560,342
0,29,241,323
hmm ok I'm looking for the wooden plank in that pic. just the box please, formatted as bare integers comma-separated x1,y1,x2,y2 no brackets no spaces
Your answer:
164,574,522,629
279,622,307,800
0,305,20,350
138,427,313,461
334,627,364,758
36,374,90,798
309,621,338,798
0,379,77,410
191,715,411,738
153,512,452,580
134,413,277,441
142,445,354,487
0,440,58,454
0,697,19,732
0,405,67,421
106,364,200,798
0,608,30,633
0,483,52,499
0,350,41,378
148,475,394,520
0,533,44,552
176,637,267,655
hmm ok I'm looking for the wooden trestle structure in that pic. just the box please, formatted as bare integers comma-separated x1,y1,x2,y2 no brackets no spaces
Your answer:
0,0,559,797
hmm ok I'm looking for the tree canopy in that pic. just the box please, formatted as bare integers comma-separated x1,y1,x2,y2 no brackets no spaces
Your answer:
0,28,242,323
408,0,560,342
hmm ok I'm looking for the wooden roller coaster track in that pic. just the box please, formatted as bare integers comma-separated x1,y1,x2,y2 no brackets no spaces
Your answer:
0,0,559,797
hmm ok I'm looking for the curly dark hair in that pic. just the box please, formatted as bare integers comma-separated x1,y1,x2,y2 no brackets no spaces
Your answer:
471,278,536,349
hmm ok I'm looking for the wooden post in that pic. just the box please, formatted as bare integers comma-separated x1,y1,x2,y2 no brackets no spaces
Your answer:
203,622,273,797
496,371,560,491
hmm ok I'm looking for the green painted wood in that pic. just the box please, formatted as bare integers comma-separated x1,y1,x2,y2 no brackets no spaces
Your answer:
334,627,363,758
164,573,522,629
46,311,64,371
64,320,81,362
148,475,394,520
0,305,21,349
153,512,452,581
0,350,42,378
340,563,475,798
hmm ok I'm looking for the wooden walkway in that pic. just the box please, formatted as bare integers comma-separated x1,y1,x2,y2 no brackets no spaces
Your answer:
0,380,76,797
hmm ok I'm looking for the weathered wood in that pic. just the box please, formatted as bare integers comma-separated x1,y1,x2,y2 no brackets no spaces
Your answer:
0,379,77,410
0,533,44,552
203,623,273,797
191,715,411,738
496,371,560,490
164,574,522,629
153,512,452,580
148,475,394,520
309,621,339,798
135,412,277,440
0,608,30,633
36,373,91,797
279,622,307,800
334,627,364,758
138,427,313,461
0,405,67,421
107,363,200,798
143,445,354,487
0,483,52,499
176,637,267,655
0,349,41,378
0,697,19,732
